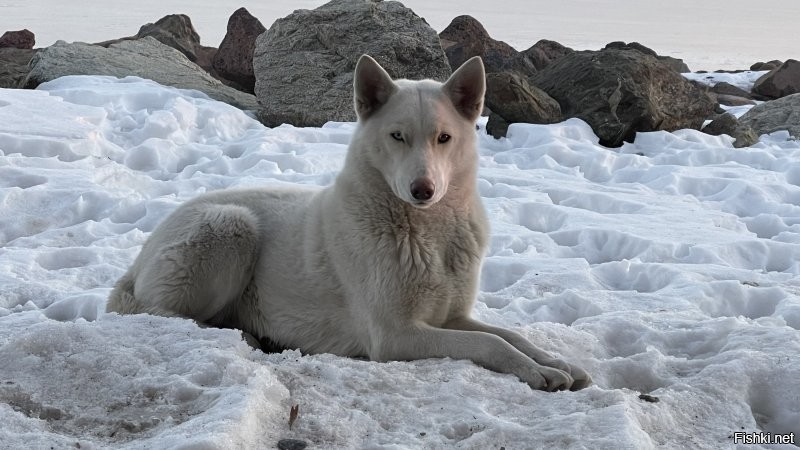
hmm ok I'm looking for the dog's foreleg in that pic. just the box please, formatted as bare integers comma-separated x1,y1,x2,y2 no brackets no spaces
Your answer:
370,325,574,391
442,316,592,390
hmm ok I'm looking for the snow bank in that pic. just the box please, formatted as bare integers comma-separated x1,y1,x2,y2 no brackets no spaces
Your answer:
1,76,799,449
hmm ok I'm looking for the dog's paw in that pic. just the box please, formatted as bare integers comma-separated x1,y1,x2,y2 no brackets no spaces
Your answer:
540,358,592,391
523,366,573,391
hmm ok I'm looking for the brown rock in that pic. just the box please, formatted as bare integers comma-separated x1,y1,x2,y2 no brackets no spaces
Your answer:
750,60,783,71
212,8,266,93
484,72,562,138
440,15,536,77
0,29,35,49
604,41,690,72
702,113,758,147
752,59,800,99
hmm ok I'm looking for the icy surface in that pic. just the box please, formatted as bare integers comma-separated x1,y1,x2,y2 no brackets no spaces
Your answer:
1,76,799,449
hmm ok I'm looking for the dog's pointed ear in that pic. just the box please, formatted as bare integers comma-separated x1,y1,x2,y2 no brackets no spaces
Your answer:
443,56,486,122
353,55,397,121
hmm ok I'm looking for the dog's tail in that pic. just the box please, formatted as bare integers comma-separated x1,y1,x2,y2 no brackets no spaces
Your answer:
106,272,142,314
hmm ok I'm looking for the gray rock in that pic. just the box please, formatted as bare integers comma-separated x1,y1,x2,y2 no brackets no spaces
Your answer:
484,72,561,138
752,59,800,99
738,93,800,139
24,38,258,111
711,81,753,99
522,39,573,70
212,7,266,93
439,15,536,77
715,94,756,107
532,48,716,147
277,439,308,450
97,14,218,75
702,113,758,147
0,48,35,88
253,0,451,127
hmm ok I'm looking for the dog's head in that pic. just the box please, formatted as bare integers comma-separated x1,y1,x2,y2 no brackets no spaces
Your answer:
352,55,485,208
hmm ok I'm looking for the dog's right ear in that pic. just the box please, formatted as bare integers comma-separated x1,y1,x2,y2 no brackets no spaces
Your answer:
353,55,397,121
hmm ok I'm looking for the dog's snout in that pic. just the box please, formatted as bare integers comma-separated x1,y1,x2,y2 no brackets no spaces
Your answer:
410,178,435,201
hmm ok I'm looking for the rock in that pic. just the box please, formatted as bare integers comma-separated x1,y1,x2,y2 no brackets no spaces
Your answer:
752,59,800,99
532,48,716,147
97,14,217,74
254,0,450,127
484,72,561,138
212,7,266,93
24,38,258,111
750,60,782,71
738,93,800,139
277,439,308,450
0,29,35,49
439,15,536,77
521,39,573,70
702,113,758,147
604,41,690,72
711,81,753,99
715,94,756,107
0,48,36,88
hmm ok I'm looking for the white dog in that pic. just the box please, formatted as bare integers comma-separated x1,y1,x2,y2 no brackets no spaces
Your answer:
107,55,591,391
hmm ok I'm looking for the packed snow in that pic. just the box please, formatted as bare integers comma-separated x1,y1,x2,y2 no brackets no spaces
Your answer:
1,76,799,449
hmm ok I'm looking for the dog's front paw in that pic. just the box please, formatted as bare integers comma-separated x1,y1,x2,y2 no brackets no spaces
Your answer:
523,366,573,391
540,358,592,391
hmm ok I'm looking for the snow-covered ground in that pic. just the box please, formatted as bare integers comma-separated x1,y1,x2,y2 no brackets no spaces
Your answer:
1,0,797,71
1,75,800,449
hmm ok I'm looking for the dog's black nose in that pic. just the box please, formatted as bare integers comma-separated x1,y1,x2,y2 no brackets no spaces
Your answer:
410,178,435,201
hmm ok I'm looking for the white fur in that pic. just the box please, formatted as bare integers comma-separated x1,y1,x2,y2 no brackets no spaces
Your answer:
107,55,592,391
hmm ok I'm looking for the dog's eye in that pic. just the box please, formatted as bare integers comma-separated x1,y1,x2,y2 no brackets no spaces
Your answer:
390,132,404,142
438,133,451,144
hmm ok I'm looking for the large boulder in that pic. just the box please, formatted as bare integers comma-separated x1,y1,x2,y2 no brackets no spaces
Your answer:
439,15,536,77
24,38,258,111
0,29,35,49
254,0,451,127
484,72,562,138
738,93,800,139
0,48,36,88
522,39,573,70
750,60,782,71
752,59,800,99
532,48,716,147
212,7,266,93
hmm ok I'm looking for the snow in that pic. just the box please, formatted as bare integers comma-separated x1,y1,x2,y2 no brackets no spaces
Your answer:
2,75,800,449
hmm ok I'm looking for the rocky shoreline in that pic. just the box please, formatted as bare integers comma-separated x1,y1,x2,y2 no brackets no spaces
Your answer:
1,0,798,146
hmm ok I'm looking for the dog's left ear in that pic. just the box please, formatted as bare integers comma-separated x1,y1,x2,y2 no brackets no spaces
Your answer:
353,55,398,121
443,56,486,122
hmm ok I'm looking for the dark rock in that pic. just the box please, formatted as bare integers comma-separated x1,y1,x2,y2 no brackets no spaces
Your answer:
738,93,800,139
253,0,451,127
604,41,690,73
750,60,783,71
277,439,308,450
0,29,35,49
521,39,573,70
752,59,800,99
702,113,758,147
484,72,561,138
532,48,716,147
439,15,535,77
715,94,756,107
25,38,257,110
711,81,753,99
0,48,36,88
212,7,266,94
